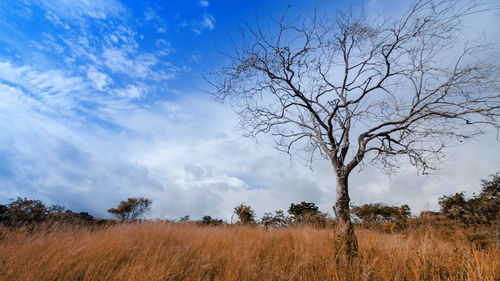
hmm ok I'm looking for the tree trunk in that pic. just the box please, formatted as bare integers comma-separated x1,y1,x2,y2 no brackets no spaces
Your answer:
333,173,358,257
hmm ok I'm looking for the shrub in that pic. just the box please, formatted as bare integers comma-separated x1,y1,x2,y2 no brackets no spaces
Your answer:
199,215,224,226
288,201,319,221
107,197,152,221
179,215,191,222
287,202,330,228
0,197,64,227
438,174,499,226
233,203,256,224
260,210,288,228
352,203,411,231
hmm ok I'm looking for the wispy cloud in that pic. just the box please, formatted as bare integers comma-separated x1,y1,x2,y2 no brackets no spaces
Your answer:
142,7,168,35
45,11,70,30
0,61,340,219
0,0,498,221
86,66,112,91
191,13,215,35
0,70,332,219
114,84,146,99
200,13,215,30
35,0,126,20
198,0,209,8
0,61,88,115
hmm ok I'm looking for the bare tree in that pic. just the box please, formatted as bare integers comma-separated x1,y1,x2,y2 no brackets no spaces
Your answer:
208,0,500,255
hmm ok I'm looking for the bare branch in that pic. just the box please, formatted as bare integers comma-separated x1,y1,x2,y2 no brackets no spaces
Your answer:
207,0,500,176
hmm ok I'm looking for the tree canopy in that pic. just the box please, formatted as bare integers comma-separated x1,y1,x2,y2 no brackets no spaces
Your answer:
233,203,256,224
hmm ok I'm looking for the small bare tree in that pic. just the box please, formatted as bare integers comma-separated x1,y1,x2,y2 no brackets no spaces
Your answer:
208,0,500,254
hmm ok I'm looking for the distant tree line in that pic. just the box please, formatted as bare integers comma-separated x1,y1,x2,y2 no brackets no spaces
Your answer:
0,197,102,228
1,174,498,231
196,201,411,231
184,175,499,231
228,201,330,229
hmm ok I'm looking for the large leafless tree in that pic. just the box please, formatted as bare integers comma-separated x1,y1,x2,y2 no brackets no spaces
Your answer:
208,0,500,254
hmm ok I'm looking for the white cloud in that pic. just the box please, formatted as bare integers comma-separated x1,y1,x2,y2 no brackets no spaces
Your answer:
35,0,126,20
198,0,209,8
201,13,215,30
102,46,174,81
191,13,215,34
144,7,159,21
0,0,498,222
114,84,145,99
0,61,89,116
87,66,112,91
45,11,70,29
1,64,498,220
155,39,171,51
365,0,500,48
102,48,133,73
143,7,168,36
0,69,337,220
191,53,203,62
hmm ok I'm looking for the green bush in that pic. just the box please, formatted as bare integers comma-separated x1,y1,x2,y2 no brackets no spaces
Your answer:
438,174,499,226
260,210,288,228
352,203,411,230
233,203,256,224
199,215,224,226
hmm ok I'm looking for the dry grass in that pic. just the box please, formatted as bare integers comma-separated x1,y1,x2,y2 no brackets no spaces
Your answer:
0,222,498,281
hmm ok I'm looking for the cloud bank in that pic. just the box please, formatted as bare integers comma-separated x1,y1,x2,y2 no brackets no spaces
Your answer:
0,0,498,221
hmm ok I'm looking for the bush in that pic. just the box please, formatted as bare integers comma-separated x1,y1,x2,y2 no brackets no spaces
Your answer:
179,215,191,222
260,210,288,228
0,197,64,227
352,203,411,231
287,202,330,228
49,211,96,225
297,212,330,228
288,202,319,221
199,215,224,226
233,203,256,224
438,174,499,226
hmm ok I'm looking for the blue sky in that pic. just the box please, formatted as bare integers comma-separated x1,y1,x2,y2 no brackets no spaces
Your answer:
0,0,499,220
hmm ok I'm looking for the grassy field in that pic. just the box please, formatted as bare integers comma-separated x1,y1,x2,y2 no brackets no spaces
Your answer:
0,222,498,281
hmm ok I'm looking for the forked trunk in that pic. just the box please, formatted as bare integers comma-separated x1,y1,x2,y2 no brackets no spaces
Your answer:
333,174,358,257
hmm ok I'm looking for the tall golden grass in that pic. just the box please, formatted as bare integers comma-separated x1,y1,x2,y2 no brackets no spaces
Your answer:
0,222,498,281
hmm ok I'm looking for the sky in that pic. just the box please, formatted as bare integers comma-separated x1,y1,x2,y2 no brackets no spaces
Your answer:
0,0,499,220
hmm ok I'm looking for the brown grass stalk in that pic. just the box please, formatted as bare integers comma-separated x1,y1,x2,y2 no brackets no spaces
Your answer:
0,222,498,281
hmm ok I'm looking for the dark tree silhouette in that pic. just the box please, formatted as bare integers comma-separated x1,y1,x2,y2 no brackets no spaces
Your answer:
200,215,224,226
0,197,64,226
0,198,48,226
